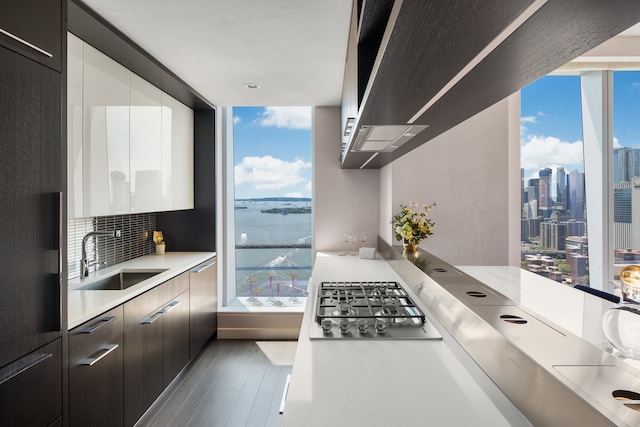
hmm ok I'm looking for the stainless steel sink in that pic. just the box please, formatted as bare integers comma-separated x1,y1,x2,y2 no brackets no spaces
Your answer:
79,269,167,291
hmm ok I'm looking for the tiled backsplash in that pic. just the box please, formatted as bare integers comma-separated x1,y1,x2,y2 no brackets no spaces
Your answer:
68,213,157,280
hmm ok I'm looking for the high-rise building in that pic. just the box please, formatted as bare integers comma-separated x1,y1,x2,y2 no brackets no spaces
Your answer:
539,167,553,219
567,170,585,220
616,147,640,183
556,167,567,209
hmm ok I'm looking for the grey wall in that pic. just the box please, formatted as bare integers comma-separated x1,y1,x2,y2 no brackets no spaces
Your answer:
312,107,380,253
379,94,521,266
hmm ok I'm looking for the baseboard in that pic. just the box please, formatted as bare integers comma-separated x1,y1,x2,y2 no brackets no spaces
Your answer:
217,312,303,340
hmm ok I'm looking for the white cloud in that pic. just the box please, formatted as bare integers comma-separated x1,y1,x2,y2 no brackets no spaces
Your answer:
234,155,311,191
258,107,311,129
632,82,640,88
521,116,537,124
285,192,303,198
521,135,584,171
233,115,241,124
614,136,622,148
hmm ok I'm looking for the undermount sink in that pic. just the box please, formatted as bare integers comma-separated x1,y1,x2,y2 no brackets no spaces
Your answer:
79,269,167,291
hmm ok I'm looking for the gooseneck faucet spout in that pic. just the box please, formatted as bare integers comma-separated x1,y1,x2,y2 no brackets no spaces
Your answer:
80,230,121,278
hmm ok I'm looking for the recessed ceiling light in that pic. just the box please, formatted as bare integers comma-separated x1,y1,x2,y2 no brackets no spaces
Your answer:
245,83,260,89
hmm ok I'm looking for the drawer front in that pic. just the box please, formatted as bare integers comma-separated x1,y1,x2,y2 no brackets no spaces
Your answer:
0,339,62,427
69,334,124,427
123,272,190,330
69,305,124,363
0,0,62,71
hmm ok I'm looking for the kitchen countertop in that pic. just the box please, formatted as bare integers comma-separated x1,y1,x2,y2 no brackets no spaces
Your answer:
68,252,215,329
280,252,531,427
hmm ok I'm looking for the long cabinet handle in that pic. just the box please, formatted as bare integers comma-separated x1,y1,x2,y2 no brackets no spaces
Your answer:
0,27,53,58
163,300,180,313
77,344,118,366
141,310,166,324
81,316,117,334
0,353,53,386
191,261,216,273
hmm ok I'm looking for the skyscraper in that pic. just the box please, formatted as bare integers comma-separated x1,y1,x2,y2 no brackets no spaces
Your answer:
556,167,567,210
567,170,585,221
539,167,553,219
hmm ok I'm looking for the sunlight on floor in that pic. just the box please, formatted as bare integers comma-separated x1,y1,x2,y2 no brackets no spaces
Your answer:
256,341,298,366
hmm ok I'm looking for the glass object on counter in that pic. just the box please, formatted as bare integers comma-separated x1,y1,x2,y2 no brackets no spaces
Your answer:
602,265,640,359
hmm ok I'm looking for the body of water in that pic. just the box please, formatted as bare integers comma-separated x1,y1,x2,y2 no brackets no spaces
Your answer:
234,200,312,297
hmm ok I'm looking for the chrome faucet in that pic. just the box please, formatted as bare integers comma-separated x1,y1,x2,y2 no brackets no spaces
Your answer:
80,230,121,278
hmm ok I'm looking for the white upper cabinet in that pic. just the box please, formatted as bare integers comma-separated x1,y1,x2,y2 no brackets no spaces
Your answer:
67,34,194,217
67,33,83,219
130,73,162,213
82,42,130,217
161,93,194,211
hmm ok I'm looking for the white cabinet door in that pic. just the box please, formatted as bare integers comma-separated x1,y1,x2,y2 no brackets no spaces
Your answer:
130,73,162,213
161,93,194,211
67,33,83,219
82,43,130,216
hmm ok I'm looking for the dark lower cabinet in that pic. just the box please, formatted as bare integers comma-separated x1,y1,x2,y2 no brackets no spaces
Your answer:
69,306,124,427
162,290,191,388
0,339,62,427
123,307,164,427
189,257,218,358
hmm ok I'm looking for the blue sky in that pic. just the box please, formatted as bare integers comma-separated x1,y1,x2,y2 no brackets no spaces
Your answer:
233,107,312,199
520,71,640,183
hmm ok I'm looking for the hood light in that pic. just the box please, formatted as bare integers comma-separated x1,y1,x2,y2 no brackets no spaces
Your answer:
245,83,260,89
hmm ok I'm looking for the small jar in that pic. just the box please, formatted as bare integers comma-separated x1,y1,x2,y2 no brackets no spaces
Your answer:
155,242,166,255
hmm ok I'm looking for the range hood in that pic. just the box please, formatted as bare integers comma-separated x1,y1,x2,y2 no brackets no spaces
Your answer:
351,125,428,152
340,0,640,169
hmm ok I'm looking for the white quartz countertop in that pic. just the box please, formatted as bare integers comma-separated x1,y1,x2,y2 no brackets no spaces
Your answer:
68,252,215,329
281,253,530,427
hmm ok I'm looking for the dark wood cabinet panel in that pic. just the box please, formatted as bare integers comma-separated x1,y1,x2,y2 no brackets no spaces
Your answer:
123,312,164,427
0,0,62,71
0,339,62,427
162,290,190,387
69,335,124,427
0,46,62,368
69,305,124,427
189,258,218,358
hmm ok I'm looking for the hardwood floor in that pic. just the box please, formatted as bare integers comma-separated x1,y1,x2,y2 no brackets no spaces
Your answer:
137,339,296,427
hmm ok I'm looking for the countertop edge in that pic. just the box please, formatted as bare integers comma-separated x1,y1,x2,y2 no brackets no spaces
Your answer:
68,252,216,329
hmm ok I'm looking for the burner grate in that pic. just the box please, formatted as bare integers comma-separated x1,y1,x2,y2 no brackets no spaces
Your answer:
315,281,426,325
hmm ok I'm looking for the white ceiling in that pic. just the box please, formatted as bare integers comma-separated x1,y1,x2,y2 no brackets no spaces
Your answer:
81,0,353,107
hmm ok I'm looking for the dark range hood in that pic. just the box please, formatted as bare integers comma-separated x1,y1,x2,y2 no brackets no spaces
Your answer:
341,0,640,169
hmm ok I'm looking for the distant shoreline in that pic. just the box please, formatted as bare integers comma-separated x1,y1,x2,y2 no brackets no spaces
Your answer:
235,197,311,202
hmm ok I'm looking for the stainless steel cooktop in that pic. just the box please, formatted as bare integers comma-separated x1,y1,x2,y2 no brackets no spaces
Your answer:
309,281,442,340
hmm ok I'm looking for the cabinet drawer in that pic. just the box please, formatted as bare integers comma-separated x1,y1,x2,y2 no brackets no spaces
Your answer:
123,272,190,329
0,339,62,427
69,305,124,364
0,0,62,71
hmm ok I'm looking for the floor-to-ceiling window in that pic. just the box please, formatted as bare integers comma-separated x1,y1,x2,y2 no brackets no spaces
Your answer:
221,106,313,308
520,69,640,291
612,71,640,268
520,75,589,286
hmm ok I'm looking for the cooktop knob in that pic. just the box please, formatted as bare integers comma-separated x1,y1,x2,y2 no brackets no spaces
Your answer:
321,319,333,334
357,319,369,334
339,319,351,334
375,319,388,334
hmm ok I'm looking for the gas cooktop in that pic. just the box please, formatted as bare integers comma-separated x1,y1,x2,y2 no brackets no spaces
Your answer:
309,281,442,340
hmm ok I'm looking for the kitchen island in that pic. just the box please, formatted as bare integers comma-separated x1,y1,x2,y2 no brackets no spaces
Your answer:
281,252,531,427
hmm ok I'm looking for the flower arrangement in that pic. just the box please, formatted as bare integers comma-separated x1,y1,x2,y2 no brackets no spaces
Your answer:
392,201,436,248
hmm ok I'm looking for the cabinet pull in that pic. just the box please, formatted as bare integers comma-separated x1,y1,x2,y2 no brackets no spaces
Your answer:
163,300,180,313
0,27,53,58
191,261,215,273
77,344,118,366
141,310,165,324
0,353,53,386
81,315,117,334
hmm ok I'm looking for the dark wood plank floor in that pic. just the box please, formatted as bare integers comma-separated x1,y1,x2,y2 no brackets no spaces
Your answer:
137,339,296,427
